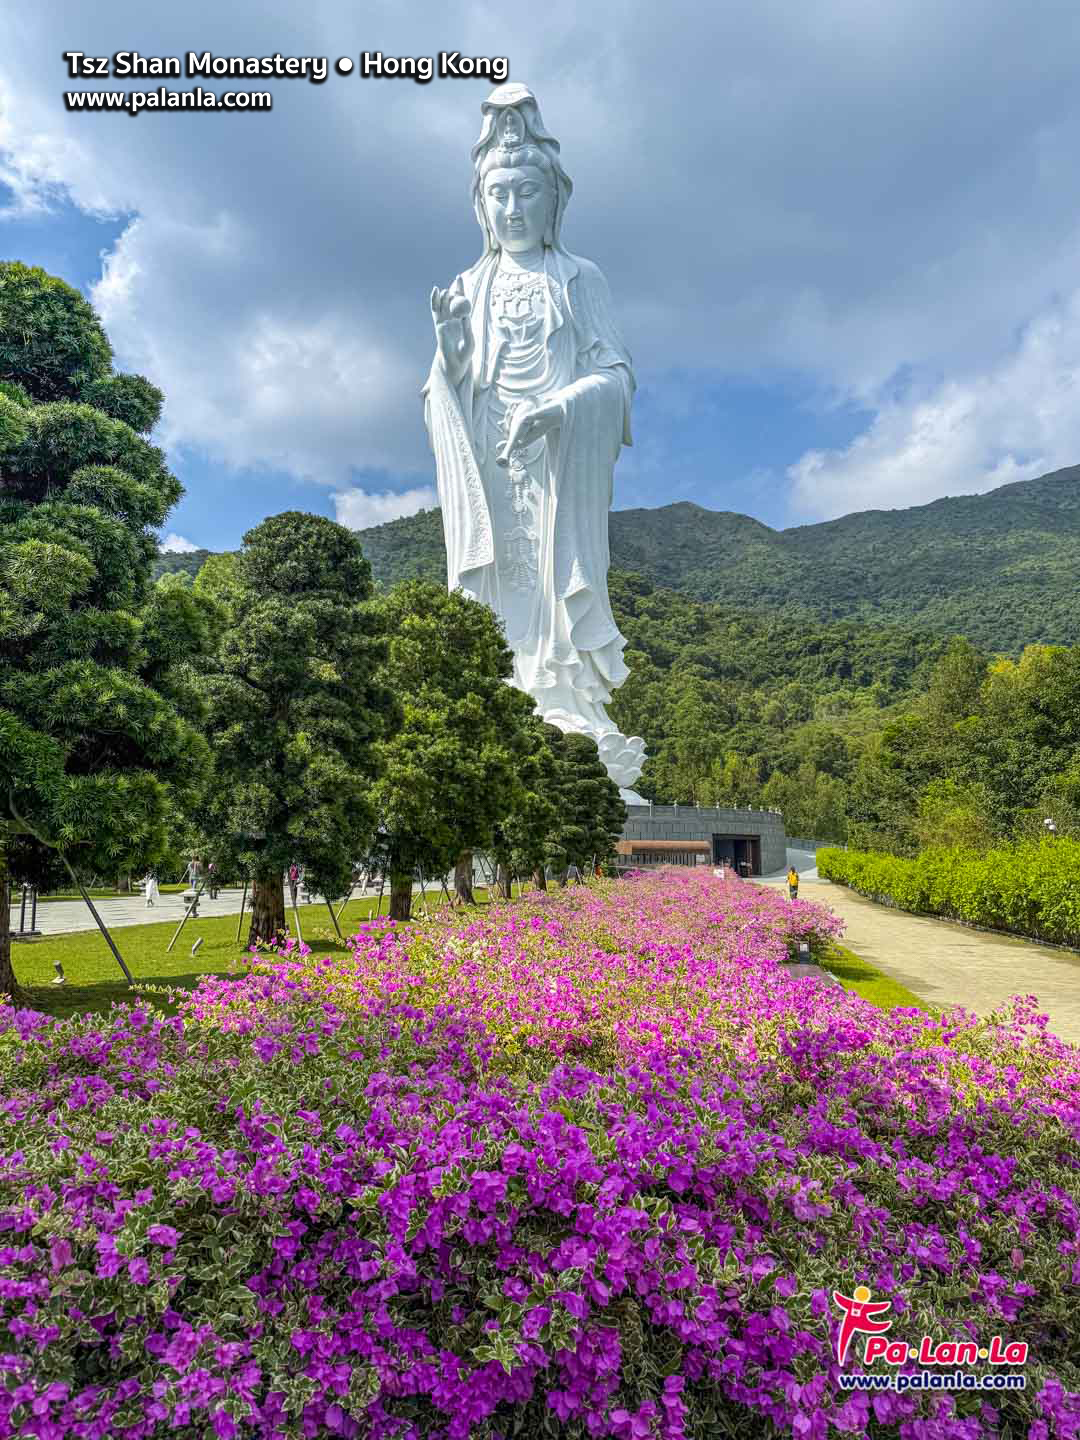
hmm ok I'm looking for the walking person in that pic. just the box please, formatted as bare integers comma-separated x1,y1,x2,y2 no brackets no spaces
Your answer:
288,863,300,909
143,871,159,907
207,860,218,900
787,864,800,901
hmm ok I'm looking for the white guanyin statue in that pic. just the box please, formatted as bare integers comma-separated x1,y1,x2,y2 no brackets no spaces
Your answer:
423,82,646,797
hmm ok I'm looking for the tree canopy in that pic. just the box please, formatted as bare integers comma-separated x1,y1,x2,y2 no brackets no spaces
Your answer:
370,581,537,919
542,727,626,875
0,261,205,995
193,512,396,943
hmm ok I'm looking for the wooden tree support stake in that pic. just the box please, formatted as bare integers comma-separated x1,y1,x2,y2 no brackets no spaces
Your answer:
235,877,249,943
335,870,364,923
166,881,206,955
64,859,135,984
326,898,343,939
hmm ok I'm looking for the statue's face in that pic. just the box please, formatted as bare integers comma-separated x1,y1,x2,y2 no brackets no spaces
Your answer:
483,165,552,253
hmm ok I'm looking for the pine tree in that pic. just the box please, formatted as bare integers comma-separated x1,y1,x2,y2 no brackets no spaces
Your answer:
372,582,535,921
491,717,561,896
0,262,206,998
544,729,626,878
193,514,395,945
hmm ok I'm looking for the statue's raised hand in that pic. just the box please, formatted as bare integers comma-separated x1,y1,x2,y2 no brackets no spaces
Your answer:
430,285,474,385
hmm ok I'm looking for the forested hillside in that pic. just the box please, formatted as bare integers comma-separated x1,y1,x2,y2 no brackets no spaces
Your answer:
340,465,1080,654
155,544,948,837
153,466,1080,840
153,547,212,580
604,572,949,829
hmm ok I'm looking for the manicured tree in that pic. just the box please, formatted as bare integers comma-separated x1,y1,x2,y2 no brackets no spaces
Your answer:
194,513,395,944
373,581,535,921
0,261,204,998
0,262,114,401
545,729,626,879
491,718,561,896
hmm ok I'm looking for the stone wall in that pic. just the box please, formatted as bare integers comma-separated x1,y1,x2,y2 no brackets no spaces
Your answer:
621,804,787,876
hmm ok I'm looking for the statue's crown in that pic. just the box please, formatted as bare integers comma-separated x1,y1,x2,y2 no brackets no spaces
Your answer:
481,82,535,112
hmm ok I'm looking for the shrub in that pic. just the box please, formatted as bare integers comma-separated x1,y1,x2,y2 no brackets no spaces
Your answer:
0,872,1077,1439
819,839,1080,948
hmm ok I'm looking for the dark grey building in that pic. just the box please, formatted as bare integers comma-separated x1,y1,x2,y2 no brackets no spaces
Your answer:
618,803,787,877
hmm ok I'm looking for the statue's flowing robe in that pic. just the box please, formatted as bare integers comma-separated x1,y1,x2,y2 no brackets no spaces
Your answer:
423,247,634,733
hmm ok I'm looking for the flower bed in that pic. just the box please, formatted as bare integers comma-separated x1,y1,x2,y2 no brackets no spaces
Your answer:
1,871,1078,1439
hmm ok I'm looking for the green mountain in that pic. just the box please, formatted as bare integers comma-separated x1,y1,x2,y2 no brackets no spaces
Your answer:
154,547,214,580
340,465,1080,655
150,467,1079,830
150,534,945,823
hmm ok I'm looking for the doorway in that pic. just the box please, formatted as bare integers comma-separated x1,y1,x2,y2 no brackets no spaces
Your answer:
711,834,762,877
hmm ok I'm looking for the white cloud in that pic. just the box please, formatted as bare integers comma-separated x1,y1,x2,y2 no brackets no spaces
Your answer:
3,0,1080,522
789,292,1080,518
0,76,123,218
88,216,420,482
332,486,437,531
160,533,199,553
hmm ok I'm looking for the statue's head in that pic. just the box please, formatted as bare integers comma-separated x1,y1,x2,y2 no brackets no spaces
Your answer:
477,143,559,255
471,85,573,254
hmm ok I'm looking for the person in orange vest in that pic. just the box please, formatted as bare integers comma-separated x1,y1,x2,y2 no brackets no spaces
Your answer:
787,865,800,900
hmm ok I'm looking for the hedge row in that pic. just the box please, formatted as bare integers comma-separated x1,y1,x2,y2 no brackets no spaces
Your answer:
817,837,1080,948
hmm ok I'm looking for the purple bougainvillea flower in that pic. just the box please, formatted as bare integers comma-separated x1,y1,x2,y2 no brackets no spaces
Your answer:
0,870,1074,1440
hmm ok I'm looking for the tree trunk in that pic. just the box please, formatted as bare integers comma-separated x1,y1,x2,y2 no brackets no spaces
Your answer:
0,846,23,1004
116,872,131,894
248,868,286,948
453,851,474,906
532,867,547,891
389,872,413,922
495,861,512,900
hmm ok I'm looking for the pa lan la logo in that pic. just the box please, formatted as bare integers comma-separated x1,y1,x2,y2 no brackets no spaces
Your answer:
832,1286,1028,1368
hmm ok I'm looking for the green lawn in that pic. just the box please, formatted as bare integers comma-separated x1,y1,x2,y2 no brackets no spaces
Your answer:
8,890,485,1020
818,941,935,1013
11,899,934,1024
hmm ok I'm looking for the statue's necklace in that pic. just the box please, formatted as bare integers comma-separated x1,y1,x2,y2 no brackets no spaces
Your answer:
492,266,561,319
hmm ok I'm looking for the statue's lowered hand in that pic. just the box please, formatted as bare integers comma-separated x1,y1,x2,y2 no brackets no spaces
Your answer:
496,396,561,466
430,286,474,383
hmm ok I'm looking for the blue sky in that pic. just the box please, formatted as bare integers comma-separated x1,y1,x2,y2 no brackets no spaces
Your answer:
3,1,1080,552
